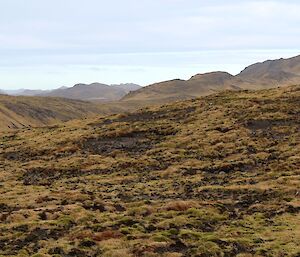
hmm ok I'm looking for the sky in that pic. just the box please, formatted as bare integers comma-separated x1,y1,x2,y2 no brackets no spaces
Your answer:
1,0,300,90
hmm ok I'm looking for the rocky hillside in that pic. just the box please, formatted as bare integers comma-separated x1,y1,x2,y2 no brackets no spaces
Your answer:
236,55,300,87
0,94,108,131
123,55,300,105
0,86,299,256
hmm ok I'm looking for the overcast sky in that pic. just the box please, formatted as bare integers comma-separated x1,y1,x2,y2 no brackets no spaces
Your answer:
1,0,300,90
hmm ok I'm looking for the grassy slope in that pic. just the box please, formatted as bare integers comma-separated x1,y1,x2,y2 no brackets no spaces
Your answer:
0,86,299,256
0,94,126,131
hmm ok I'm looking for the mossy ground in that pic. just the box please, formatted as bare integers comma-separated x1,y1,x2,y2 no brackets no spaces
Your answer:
0,86,299,256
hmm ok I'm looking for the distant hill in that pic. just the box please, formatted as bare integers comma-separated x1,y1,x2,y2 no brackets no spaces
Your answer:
122,55,300,104
4,89,50,96
122,72,234,103
1,83,141,102
39,83,141,101
0,95,109,131
111,83,141,93
232,54,300,89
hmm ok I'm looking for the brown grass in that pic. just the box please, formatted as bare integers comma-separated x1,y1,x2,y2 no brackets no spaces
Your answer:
0,86,299,256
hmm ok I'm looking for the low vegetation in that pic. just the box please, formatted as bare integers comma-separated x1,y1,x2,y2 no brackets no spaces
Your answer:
0,86,299,256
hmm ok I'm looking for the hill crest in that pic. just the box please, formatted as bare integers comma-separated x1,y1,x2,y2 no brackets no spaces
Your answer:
122,55,300,103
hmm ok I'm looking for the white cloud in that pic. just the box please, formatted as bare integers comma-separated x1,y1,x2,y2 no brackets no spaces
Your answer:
0,0,299,88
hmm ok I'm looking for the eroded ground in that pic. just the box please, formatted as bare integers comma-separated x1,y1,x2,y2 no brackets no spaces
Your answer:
0,86,299,257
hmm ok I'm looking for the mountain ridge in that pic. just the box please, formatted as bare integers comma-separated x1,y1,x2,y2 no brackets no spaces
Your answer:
2,83,142,101
122,54,300,103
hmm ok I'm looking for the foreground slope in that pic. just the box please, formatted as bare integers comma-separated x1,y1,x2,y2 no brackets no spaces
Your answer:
0,94,106,131
0,86,299,256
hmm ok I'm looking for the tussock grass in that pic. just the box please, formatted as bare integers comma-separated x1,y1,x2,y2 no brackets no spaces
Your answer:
0,86,299,256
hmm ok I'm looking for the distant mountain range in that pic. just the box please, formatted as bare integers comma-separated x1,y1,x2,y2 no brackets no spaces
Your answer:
3,89,50,96
122,55,300,103
1,54,300,131
39,83,141,101
2,83,141,102
2,55,300,105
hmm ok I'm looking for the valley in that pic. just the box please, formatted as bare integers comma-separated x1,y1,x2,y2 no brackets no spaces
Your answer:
0,95,109,131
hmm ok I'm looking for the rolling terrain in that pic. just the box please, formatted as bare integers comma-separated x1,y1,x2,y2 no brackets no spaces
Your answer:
123,55,300,105
0,85,299,256
0,94,110,131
